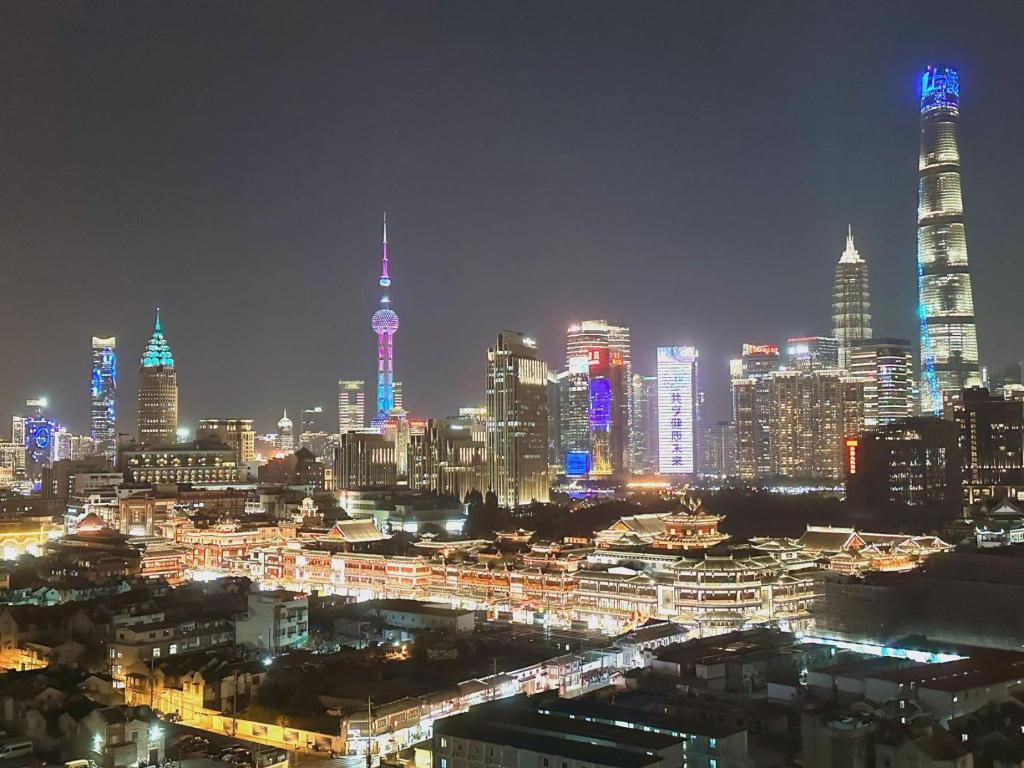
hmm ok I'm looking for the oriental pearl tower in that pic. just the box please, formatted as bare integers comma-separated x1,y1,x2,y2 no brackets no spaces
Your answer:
370,214,399,430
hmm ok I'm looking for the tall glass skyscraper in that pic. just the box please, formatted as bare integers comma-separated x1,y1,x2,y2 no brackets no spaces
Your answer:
917,66,981,414
831,227,872,370
486,331,549,506
90,336,117,459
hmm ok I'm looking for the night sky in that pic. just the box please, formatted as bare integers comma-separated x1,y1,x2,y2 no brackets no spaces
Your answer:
3,1,1023,435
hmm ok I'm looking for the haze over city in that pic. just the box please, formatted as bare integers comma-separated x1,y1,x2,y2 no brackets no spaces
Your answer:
4,1,1024,433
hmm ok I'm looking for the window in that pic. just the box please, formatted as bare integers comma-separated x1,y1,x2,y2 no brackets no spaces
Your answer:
170,644,178,655
152,648,161,658
439,760,447,768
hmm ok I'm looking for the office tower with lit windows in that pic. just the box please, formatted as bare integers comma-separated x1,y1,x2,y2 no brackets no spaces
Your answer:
700,421,737,477
917,66,982,414
849,339,914,429
299,405,331,459
731,344,780,480
276,410,294,452
546,371,564,470
338,380,366,433
486,331,549,506
629,373,658,473
954,387,1024,503
371,215,399,428
558,357,591,474
786,336,839,372
832,227,872,370
90,336,117,459
766,369,860,482
137,309,178,446
197,418,256,463
657,346,698,475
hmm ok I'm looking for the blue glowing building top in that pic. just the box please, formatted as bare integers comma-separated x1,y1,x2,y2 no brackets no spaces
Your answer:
921,66,959,114
141,308,175,368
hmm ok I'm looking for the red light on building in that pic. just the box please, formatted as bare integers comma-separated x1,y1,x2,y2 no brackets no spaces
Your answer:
844,437,859,476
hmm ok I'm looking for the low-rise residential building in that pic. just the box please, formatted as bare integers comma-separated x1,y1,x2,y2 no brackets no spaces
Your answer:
234,588,308,652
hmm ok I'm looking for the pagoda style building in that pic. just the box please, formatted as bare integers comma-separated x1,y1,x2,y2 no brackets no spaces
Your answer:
594,497,729,551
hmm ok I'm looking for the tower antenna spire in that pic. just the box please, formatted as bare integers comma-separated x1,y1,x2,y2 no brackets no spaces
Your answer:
379,212,390,286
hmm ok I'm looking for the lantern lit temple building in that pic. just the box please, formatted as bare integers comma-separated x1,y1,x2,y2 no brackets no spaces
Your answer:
593,497,729,551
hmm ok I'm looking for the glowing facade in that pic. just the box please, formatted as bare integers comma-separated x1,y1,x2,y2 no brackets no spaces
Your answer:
371,215,399,428
657,346,698,475
137,309,178,446
831,227,872,370
338,380,366,433
850,338,914,428
917,66,981,413
486,331,549,506
90,336,117,459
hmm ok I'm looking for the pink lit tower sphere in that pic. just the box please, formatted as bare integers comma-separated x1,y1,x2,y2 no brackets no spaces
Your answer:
370,213,399,429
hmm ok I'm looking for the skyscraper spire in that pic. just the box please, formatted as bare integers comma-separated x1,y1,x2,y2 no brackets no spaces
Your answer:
832,227,872,369
154,307,162,333
379,212,391,288
840,226,861,264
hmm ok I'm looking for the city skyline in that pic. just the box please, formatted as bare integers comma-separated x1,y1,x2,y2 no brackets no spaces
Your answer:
3,3,1024,434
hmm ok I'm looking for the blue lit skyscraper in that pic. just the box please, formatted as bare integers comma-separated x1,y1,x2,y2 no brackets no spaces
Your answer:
90,336,117,459
917,66,982,413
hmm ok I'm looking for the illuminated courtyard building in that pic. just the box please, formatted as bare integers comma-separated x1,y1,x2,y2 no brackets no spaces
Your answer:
954,387,1024,504
917,66,982,414
845,417,961,512
119,439,243,486
338,380,366,433
832,227,872,370
657,346,698,475
90,336,117,460
849,338,914,429
486,331,549,506
136,309,178,446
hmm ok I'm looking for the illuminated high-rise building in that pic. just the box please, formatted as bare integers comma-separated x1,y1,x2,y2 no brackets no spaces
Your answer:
371,214,399,428
731,344,780,480
629,373,658,473
90,336,117,459
276,410,294,452
338,380,366,433
917,66,982,414
566,321,631,458
657,346,698,475
137,309,178,446
849,339,914,428
786,336,839,373
486,331,549,506
831,227,872,370
587,348,626,477
558,357,590,473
